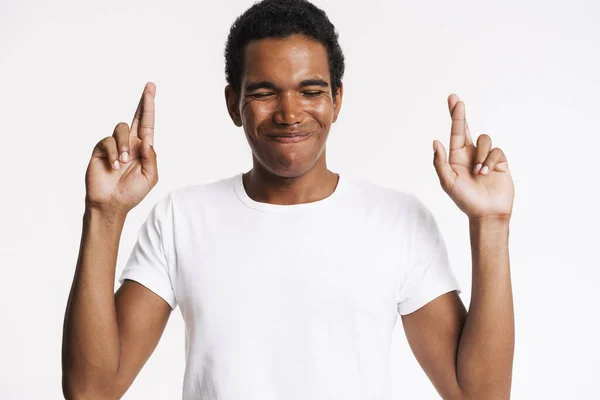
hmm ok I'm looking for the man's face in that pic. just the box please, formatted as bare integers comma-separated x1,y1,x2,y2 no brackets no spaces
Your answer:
226,34,343,178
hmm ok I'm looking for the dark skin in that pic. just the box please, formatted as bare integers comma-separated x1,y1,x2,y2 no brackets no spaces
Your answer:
63,34,513,400
227,34,514,399
225,34,342,205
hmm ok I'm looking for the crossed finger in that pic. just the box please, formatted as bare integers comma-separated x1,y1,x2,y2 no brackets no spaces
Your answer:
479,147,509,175
447,93,473,149
130,82,156,146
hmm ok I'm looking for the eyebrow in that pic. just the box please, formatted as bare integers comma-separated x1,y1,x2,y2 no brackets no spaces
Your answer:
244,79,329,93
299,79,329,88
245,81,278,92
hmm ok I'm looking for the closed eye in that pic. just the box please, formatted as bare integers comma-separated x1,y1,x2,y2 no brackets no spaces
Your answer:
303,91,323,96
251,92,274,98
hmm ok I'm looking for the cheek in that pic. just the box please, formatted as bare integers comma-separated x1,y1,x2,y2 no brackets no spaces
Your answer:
241,102,273,128
310,100,334,126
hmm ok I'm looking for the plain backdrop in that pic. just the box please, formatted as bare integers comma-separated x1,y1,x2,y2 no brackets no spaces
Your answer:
1,0,599,398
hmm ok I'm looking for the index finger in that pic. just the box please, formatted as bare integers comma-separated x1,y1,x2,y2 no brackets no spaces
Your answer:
130,82,156,145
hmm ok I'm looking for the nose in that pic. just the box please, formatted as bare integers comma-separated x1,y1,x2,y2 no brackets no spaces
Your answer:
273,91,302,126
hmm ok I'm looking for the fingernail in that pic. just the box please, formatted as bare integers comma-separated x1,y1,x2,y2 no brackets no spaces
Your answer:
474,163,482,174
481,165,490,175
113,160,120,170
433,141,437,152
120,151,129,163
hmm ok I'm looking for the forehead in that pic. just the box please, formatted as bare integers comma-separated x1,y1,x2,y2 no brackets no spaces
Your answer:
242,35,330,85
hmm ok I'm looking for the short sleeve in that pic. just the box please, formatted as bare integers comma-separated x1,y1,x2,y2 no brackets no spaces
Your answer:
118,195,177,310
396,194,461,315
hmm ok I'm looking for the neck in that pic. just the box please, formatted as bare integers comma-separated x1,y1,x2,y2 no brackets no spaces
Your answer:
243,156,339,206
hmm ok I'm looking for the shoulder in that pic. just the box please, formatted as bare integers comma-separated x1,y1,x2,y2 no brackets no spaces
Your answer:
343,174,422,214
166,174,238,209
142,175,237,223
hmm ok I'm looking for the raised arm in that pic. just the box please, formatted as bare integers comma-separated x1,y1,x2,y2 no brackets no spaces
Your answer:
400,94,515,400
401,219,513,400
61,83,172,399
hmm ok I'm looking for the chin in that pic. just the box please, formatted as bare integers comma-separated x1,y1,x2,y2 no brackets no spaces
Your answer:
265,164,311,179
256,155,317,179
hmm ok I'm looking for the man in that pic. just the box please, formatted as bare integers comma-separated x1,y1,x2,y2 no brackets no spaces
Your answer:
62,0,515,399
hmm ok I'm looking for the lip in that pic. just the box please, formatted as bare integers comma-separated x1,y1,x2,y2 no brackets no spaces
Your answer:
267,132,313,143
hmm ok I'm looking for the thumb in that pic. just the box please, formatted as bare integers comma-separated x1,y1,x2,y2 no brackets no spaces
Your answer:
140,136,158,182
433,140,455,191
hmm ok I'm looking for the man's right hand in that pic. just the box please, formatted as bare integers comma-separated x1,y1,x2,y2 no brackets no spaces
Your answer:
85,82,158,215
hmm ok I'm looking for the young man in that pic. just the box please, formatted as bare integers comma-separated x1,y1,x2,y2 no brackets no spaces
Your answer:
62,0,515,399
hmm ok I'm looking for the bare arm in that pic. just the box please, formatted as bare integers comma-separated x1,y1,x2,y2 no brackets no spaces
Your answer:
62,82,171,399
61,208,171,399
456,218,514,397
401,217,514,400
61,209,124,398
401,93,515,399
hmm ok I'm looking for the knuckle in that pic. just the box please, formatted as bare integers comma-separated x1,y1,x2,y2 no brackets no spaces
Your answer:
113,124,131,149
98,136,113,149
103,138,117,153
114,122,129,131
477,134,490,144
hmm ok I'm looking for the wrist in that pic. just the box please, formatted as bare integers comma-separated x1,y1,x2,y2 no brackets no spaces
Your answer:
469,215,510,243
84,204,128,227
469,214,511,227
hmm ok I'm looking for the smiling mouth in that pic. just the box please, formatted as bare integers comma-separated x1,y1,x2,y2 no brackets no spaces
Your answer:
267,132,313,143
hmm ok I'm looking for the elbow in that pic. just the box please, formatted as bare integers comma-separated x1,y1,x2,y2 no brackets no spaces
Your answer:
62,370,119,400
452,387,511,400
61,351,121,399
455,371,512,400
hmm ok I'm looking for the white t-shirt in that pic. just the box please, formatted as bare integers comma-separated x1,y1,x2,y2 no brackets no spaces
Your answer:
119,172,461,400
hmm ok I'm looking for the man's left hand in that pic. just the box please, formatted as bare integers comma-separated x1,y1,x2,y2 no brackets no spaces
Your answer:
433,94,514,221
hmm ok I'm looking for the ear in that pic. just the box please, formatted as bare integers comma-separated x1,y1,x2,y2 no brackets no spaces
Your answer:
224,85,243,127
332,82,343,123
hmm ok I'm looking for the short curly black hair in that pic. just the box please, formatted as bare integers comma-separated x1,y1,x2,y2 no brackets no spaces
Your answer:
225,0,345,97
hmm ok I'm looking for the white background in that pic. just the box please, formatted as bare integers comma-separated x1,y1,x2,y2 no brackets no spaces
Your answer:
1,0,599,398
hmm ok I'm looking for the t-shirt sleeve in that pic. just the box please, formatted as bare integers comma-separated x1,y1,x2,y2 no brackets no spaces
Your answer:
118,194,177,310
396,194,461,316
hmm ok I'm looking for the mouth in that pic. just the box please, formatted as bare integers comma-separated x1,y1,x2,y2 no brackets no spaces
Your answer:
266,132,314,143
